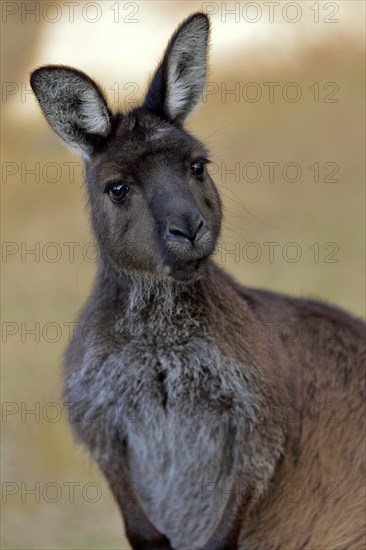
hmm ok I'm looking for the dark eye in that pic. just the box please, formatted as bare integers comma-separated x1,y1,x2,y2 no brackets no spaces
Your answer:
107,183,129,203
191,161,205,179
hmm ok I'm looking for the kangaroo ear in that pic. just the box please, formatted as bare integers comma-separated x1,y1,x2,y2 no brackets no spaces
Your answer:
143,13,209,124
30,66,112,157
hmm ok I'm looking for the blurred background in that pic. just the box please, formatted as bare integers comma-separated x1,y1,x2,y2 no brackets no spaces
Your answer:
1,1,365,548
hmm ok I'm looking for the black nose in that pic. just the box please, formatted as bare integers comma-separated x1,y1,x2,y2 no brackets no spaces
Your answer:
166,215,206,244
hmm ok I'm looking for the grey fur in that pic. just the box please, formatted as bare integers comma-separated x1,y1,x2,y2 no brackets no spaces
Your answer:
65,269,285,548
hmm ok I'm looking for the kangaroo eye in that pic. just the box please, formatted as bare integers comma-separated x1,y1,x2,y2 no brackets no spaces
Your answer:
107,183,129,203
191,161,205,178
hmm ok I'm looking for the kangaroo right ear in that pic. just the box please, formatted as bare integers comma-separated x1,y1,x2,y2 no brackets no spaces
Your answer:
143,13,209,124
30,66,112,157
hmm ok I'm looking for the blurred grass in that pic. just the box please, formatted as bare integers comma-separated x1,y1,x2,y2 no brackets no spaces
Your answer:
191,35,365,314
1,7,365,550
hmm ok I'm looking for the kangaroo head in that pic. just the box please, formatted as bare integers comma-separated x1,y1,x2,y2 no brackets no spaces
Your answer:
30,13,222,281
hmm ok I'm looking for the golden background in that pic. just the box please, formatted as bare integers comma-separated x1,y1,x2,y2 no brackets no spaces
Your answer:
1,1,365,548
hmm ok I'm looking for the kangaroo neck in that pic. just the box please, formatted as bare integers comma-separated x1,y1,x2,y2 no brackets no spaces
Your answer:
93,254,216,324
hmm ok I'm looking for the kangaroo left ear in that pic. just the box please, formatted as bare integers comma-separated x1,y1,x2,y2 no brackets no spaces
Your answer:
30,65,112,157
143,13,210,124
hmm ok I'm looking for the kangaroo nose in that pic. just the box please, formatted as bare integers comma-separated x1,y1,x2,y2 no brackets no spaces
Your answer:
166,215,206,244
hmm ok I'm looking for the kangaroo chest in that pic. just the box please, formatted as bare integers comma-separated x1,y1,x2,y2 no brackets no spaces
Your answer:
67,325,254,547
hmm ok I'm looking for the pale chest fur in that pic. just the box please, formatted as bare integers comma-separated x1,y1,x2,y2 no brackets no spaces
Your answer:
67,335,257,546
64,278,283,547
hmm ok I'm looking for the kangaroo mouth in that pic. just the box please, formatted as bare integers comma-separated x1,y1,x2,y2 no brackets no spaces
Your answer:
161,236,215,281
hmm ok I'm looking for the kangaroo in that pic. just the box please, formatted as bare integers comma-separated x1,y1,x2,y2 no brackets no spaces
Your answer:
30,12,365,550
